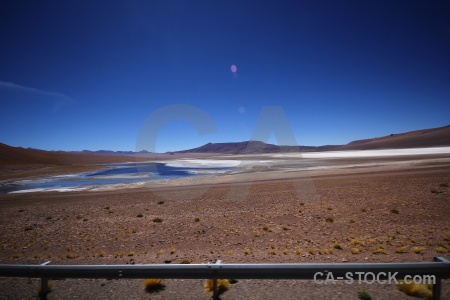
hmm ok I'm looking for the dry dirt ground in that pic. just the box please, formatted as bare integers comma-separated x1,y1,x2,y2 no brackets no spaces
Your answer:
0,161,449,299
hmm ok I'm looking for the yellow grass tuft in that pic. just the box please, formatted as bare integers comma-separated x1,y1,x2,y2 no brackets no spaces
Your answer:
395,246,408,254
333,242,343,250
350,248,360,254
268,249,276,255
435,246,447,253
66,253,79,259
203,279,231,297
412,247,424,254
397,280,432,300
294,248,303,255
350,239,365,247
144,279,164,292
372,245,388,255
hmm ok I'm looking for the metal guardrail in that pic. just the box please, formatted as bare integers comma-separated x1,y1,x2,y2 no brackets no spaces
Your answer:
0,257,449,299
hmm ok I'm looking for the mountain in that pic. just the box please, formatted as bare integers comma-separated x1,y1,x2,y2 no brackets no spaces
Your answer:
338,125,450,150
176,125,450,154
1,125,449,164
175,141,338,154
0,143,139,166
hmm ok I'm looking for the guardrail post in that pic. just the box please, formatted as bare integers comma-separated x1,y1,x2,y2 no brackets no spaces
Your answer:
212,259,222,300
39,261,51,299
432,257,448,300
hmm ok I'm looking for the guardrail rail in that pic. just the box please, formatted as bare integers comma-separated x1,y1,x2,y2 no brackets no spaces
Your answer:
0,257,449,299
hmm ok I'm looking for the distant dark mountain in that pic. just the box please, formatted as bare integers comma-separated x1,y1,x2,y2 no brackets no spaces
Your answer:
0,143,140,166
175,140,339,154
1,125,449,165
175,124,450,154
339,125,450,150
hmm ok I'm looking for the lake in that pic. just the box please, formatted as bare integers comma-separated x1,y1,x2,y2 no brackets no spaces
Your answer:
2,162,234,194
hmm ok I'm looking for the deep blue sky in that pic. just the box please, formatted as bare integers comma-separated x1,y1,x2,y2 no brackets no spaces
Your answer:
1,1,449,152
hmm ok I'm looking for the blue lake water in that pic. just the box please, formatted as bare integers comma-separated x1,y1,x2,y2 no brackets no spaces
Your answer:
2,162,234,194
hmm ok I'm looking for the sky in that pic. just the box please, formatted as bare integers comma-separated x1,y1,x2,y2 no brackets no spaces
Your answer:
1,0,449,152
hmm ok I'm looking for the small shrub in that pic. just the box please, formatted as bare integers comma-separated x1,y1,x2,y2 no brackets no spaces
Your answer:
439,183,449,188
244,249,251,255
153,217,163,223
157,201,164,205
170,248,176,254
361,208,367,213
144,279,164,292
194,218,200,222
294,248,303,255
268,249,276,255
128,251,134,256
445,233,450,241
436,246,447,253
372,248,388,255
204,279,230,298
325,217,334,223
357,289,372,300
98,251,106,257
180,260,191,264
390,209,399,214
350,239,365,246
137,214,143,218
395,246,408,254
351,248,360,254
66,253,79,259
282,249,289,255
412,247,424,254
333,242,343,250
318,249,332,255
397,280,432,299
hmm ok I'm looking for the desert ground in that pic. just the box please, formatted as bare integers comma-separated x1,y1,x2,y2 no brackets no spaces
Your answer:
0,150,449,299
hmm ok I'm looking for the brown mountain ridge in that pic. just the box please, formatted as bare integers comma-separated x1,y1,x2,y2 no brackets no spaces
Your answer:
1,125,449,166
